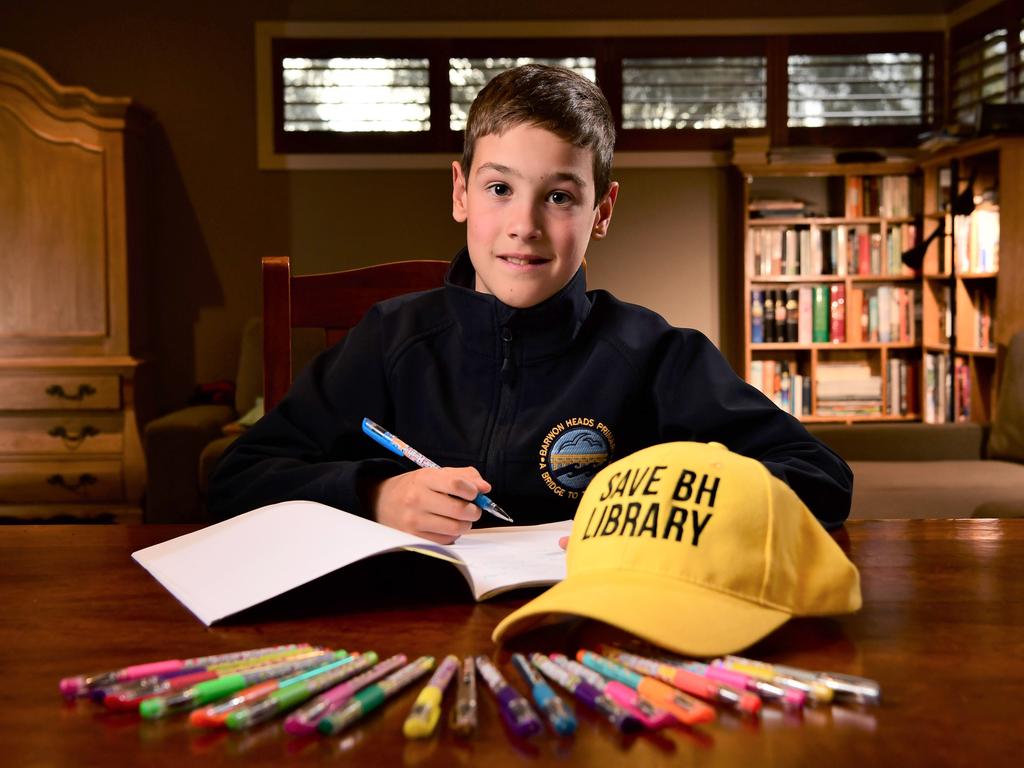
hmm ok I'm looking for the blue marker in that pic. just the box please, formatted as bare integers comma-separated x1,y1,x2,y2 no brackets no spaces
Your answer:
511,653,576,736
361,418,513,523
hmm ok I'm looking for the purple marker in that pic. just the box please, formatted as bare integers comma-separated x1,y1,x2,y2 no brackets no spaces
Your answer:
530,653,641,733
549,654,673,730
474,656,542,738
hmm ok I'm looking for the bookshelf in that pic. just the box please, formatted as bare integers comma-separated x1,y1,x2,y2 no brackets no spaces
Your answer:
918,137,1024,424
739,160,923,423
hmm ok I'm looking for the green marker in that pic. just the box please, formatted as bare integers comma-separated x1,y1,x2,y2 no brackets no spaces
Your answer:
225,652,380,730
317,657,435,735
139,650,340,719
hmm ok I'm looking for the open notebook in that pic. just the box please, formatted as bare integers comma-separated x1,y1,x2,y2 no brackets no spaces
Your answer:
132,501,572,626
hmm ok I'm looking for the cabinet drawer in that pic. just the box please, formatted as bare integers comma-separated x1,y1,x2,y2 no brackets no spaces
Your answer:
0,414,123,455
0,375,121,411
0,460,123,503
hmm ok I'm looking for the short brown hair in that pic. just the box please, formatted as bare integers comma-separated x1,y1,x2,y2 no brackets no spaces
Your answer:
460,64,616,206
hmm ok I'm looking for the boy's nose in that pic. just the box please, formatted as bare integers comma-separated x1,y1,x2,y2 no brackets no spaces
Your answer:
506,202,542,240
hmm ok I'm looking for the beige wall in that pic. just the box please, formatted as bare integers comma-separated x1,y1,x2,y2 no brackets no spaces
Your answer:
287,166,732,343
0,1,945,413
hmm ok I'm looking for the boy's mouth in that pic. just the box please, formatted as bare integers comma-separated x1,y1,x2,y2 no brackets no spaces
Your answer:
498,254,550,267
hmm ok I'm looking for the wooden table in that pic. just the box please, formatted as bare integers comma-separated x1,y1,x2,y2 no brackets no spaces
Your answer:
1,520,1021,766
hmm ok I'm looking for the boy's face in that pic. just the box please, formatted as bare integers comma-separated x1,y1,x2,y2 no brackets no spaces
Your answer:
452,123,618,309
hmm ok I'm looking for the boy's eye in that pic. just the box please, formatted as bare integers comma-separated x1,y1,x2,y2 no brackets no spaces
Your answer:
548,191,573,205
487,183,511,197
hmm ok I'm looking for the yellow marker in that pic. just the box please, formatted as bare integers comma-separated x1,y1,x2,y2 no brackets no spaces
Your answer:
403,654,460,738
719,656,834,704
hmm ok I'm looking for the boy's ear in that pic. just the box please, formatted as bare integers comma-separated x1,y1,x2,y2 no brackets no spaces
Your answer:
452,161,468,223
591,181,619,240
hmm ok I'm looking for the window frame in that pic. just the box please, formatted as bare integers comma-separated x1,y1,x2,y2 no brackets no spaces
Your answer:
263,28,945,161
949,0,1024,126
781,32,943,147
609,36,770,151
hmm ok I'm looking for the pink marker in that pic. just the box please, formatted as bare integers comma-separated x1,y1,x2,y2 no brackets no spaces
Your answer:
284,654,404,735
604,681,675,730
685,661,806,709
550,654,673,730
59,644,312,699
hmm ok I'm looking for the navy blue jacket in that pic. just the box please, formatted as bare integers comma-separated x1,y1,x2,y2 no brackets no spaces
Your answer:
209,249,852,528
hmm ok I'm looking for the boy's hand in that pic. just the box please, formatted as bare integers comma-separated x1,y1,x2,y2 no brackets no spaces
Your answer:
558,536,569,551
367,467,485,544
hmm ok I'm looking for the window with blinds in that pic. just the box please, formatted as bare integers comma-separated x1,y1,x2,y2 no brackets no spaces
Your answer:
951,29,1009,126
282,57,431,133
620,57,766,130
1018,23,1024,100
787,53,926,127
264,31,943,159
449,57,597,131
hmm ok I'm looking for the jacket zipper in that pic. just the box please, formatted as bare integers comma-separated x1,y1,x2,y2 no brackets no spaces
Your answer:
483,326,516,484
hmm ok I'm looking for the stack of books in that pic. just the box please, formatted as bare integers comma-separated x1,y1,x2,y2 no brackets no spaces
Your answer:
815,359,882,417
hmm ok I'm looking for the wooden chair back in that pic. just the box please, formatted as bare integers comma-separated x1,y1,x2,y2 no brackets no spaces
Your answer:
261,256,449,411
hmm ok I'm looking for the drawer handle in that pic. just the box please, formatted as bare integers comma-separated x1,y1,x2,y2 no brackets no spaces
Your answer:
46,473,98,492
48,425,100,449
46,384,97,401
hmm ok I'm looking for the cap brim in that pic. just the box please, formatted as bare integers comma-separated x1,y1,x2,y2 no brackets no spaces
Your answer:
492,568,792,658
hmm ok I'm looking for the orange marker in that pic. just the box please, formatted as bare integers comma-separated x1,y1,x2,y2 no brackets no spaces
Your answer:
599,646,761,715
576,650,715,726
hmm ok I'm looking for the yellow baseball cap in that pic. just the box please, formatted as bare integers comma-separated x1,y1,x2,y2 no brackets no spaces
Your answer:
493,441,861,656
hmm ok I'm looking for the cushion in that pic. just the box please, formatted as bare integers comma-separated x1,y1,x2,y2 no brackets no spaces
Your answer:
987,329,1024,463
848,459,1024,519
234,317,263,417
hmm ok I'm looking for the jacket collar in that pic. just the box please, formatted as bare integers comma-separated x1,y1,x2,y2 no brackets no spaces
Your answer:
444,247,592,362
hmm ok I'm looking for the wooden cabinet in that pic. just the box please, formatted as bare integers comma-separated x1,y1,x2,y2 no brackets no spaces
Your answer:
0,49,146,521
918,137,1024,424
738,160,924,423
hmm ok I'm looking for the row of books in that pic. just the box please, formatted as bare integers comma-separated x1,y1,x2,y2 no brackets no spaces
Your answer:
932,209,1001,275
747,360,811,417
845,175,913,218
953,208,999,274
749,223,917,277
931,286,995,351
967,289,995,350
748,356,918,418
924,353,973,423
751,285,917,345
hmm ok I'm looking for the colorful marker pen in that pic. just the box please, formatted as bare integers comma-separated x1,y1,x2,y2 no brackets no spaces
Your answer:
510,653,576,736
475,656,542,738
449,656,478,736
59,644,313,699
549,654,672,730
531,653,641,733
189,650,352,726
226,655,374,730
717,656,834,704
403,654,460,739
361,418,512,523
282,653,395,735
317,657,435,735
107,647,326,711
765,661,881,705
577,650,715,726
678,659,807,710
97,645,322,706
139,650,339,719
600,646,761,716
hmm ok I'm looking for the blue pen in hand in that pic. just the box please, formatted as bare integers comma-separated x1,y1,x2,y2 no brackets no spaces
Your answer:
361,418,513,523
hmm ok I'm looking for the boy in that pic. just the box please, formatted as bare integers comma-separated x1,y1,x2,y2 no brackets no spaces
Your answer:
209,64,852,542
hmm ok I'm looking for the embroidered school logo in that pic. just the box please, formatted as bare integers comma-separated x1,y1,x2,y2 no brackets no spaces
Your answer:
538,418,615,500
